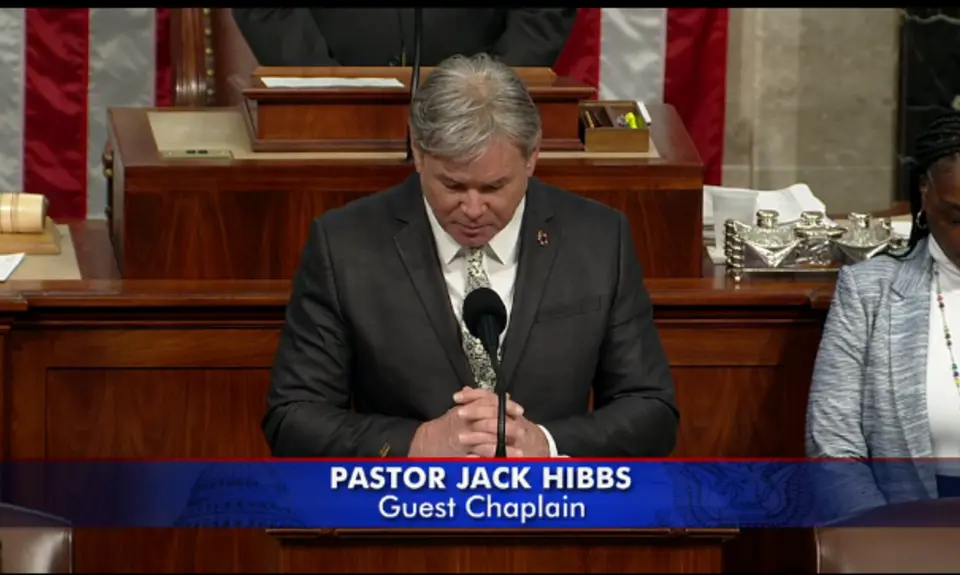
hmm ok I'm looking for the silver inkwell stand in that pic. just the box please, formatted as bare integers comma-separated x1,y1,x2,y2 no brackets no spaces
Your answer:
723,210,908,282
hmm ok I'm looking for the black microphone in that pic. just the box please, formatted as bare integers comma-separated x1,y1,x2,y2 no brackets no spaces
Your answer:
405,8,424,163
463,287,509,458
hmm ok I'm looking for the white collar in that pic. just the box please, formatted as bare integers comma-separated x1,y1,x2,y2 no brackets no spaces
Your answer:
930,234,960,283
424,196,525,266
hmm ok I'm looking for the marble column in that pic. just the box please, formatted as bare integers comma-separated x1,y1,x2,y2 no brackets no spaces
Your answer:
898,8,960,201
722,8,901,214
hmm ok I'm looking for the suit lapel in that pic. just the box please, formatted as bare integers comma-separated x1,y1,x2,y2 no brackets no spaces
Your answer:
888,240,935,496
500,181,558,390
392,179,474,389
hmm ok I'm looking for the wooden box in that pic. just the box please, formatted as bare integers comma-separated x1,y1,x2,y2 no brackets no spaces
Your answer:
241,67,411,153
580,100,651,153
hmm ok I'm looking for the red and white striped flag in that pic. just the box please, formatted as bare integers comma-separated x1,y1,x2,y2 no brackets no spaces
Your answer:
0,8,725,220
555,8,729,186
0,8,171,221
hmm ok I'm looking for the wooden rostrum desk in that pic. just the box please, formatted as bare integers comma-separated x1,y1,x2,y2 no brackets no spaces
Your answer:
0,221,833,573
104,103,704,280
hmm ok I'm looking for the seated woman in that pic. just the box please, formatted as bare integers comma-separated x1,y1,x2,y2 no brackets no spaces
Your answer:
807,111,960,521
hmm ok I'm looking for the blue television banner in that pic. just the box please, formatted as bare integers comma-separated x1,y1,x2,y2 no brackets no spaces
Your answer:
0,459,945,528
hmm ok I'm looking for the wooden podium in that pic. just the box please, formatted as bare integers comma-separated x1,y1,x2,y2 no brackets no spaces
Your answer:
270,528,738,573
106,67,703,280
240,66,595,153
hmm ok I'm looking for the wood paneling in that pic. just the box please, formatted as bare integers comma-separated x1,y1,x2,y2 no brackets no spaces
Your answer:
663,322,823,458
73,529,279,573
107,104,704,280
45,369,270,458
276,531,731,573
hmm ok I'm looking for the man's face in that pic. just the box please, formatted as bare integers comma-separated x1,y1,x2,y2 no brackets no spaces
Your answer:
414,137,538,248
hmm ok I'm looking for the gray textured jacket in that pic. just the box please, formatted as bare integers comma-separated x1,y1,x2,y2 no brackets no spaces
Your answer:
806,237,939,521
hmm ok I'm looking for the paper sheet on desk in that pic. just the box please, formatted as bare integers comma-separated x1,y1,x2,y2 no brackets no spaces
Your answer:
0,253,24,282
260,77,404,89
703,183,825,227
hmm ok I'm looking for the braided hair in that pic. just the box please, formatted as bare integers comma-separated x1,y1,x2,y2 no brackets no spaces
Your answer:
901,110,960,254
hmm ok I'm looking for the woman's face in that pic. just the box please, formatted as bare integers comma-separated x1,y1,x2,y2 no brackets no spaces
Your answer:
923,154,960,265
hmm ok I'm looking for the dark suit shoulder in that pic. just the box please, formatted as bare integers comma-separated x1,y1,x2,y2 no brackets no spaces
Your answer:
530,181,626,275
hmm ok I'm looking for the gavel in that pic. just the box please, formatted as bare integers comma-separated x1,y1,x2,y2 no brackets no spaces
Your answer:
0,193,48,234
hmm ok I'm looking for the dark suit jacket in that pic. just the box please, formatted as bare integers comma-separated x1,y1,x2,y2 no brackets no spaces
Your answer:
265,175,679,457
232,8,576,68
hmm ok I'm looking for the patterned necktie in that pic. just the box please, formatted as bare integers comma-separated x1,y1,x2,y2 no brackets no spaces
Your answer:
461,247,500,391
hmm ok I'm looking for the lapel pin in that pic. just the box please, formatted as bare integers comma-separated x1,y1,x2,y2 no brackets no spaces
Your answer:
536,229,549,247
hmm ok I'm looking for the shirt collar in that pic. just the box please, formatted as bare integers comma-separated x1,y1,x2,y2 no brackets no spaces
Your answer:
931,234,960,283
424,196,526,266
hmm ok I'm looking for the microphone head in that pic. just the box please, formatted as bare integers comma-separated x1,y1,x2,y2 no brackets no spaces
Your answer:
463,287,507,341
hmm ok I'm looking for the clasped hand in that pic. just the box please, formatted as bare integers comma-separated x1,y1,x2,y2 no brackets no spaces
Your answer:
409,386,549,458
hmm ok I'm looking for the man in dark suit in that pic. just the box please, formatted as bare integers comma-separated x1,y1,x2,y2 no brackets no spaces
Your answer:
232,8,576,68
265,54,678,458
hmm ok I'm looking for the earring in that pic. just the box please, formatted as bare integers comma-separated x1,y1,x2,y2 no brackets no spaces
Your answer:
915,209,929,231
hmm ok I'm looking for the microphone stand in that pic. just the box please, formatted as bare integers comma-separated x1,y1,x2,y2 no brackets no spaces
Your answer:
404,8,423,163
478,322,508,459
491,355,508,458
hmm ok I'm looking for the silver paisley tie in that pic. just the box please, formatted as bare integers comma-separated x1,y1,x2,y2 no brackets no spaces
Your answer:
461,247,500,391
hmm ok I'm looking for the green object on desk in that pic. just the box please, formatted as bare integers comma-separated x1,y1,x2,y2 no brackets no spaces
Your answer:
623,112,638,129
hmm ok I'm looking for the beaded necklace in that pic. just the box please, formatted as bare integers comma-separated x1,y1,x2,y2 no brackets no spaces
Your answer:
933,262,960,387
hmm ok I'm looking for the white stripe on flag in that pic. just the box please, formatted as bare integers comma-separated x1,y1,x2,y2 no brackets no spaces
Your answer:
0,9,24,193
599,8,668,103
87,8,157,219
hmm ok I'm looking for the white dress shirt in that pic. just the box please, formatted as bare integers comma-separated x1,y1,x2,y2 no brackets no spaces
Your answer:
926,236,960,476
424,197,564,457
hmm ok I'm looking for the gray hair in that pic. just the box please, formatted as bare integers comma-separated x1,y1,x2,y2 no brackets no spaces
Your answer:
409,54,542,163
